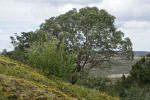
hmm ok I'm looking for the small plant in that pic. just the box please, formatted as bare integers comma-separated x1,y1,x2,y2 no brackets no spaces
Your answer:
0,95,7,100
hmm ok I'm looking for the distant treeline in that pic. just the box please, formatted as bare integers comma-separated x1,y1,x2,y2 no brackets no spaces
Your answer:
134,51,150,56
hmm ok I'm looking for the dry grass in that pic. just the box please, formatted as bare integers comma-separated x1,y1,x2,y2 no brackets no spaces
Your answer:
89,56,141,77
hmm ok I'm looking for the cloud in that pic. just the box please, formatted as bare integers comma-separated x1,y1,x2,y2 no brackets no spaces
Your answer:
0,0,150,51
0,29,13,51
0,0,101,33
118,20,150,51
96,0,150,51
0,29,3,33
0,0,103,52
50,0,103,6
122,21,150,30
0,0,48,23
12,0,102,6
99,0,150,21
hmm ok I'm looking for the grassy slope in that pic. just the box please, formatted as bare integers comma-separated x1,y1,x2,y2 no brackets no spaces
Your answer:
0,55,119,100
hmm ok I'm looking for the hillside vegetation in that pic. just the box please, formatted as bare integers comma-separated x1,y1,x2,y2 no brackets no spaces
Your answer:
0,55,119,100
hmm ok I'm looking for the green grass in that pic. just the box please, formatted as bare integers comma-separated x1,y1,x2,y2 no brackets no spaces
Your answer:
0,55,119,100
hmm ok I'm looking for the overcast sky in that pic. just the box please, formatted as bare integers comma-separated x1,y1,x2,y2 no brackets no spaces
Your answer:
0,0,150,51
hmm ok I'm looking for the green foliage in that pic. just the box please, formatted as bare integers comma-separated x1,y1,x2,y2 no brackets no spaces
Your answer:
121,37,134,60
125,84,150,100
39,7,133,84
0,55,119,100
1,6,136,100
5,31,52,63
6,7,133,85
129,54,150,85
27,39,77,82
77,76,120,97
0,95,7,100
114,81,150,100
114,53,150,99
77,76,109,90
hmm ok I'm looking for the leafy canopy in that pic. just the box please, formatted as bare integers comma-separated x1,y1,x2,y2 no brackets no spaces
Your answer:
7,7,133,84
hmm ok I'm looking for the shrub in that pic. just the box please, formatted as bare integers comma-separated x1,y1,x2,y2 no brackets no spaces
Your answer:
115,53,150,99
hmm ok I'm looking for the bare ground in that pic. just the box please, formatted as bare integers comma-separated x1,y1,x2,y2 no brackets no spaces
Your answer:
89,56,141,78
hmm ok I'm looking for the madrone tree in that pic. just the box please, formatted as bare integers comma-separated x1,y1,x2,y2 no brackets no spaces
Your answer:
38,7,133,84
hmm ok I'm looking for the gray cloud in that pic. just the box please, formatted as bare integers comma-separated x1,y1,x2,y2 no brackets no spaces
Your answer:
117,20,150,51
99,0,150,22
12,0,102,6
47,0,102,5
0,0,150,51
0,30,13,51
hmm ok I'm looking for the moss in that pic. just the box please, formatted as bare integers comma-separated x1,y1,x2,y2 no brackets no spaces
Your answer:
0,75,73,100
0,55,119,100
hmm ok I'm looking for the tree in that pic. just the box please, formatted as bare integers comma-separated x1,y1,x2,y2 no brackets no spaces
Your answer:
130,54,150,85
7,31,52,62
8,31,35,62
39,7,133,84
28,39,77,82
1,49,7,55
121,37,134,60
8,7,133,84
115,54,150,98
